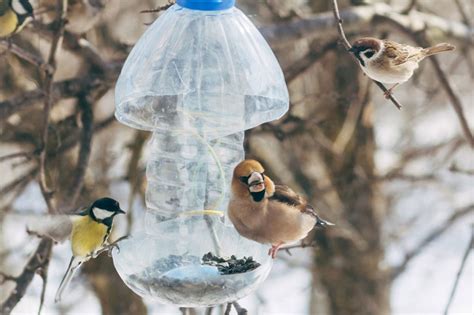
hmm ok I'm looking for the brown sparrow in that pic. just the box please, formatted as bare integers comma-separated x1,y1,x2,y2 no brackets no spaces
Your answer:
228,159,333,259
349,37,455,97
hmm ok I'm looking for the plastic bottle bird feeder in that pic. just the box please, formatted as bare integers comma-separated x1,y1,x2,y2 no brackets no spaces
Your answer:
112,0,289,306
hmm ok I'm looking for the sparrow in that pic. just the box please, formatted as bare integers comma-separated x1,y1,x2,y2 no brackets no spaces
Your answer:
228,159,334,259
0,0,34,37
349,37,455,97
26,197,125,302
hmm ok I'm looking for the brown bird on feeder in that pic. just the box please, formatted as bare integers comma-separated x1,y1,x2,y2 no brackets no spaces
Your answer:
228,159,333,259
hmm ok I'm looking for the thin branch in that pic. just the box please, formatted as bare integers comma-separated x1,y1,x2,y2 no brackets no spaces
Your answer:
0,150,37,163
391,204,474,279
284,41,337,84
331,0,403,110
375,15,474,147
400,0,417,14
140,0,175,14
63,93,94,210
260,3,472,47
38,0,69,213
0,75,107,123
443,226,473,315
453,0,471,27
332,78,371,155
0,238,53,315
0,40,53,73
280,241,318,256
36,248,52,315
0,168,38,195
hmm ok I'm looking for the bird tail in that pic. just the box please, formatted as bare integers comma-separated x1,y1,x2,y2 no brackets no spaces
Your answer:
422,43,455,57
55,256,83,303
315,215,335,228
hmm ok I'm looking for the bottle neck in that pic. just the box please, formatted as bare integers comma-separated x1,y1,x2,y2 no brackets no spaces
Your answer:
176,0,235,11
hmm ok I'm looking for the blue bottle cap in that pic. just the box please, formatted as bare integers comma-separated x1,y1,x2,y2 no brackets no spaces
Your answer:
177,0,235,11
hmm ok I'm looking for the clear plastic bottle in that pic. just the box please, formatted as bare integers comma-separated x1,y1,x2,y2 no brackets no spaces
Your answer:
113,0,289,306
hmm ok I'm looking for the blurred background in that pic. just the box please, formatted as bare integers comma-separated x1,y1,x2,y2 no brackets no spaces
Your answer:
0,0,472,314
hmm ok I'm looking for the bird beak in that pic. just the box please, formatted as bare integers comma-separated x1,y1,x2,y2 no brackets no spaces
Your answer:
117,209,126,214
248,172,265,193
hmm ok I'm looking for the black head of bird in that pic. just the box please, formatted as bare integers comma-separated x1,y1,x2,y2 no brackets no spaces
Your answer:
88,197,125,224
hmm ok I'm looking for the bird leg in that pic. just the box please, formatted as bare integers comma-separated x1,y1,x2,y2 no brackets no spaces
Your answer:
268,242,284,259
384,83,399,99
94,235,129,258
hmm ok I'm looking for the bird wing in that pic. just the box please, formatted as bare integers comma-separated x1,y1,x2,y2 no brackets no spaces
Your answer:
269,185,334,227
383,40,421,66
20,208,90,243
25,214,75,243
269,184,308,211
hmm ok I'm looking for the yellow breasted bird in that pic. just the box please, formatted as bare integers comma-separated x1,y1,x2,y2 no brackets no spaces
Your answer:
26,197,125,302
0,0,34,38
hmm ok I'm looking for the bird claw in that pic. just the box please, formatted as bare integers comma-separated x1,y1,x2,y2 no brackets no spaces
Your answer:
98,235,129,257
267,243,284,259
383,90,392,99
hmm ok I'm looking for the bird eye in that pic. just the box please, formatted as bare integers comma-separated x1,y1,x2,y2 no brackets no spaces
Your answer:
240,176,250,184
364,50,375,58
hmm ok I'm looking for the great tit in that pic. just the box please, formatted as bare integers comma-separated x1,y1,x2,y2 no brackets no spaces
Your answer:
0,0,34,38
228,159,334,258
26,197,125,302
54,197,125,302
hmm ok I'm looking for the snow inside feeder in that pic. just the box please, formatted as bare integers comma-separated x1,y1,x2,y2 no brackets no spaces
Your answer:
112,0,289,306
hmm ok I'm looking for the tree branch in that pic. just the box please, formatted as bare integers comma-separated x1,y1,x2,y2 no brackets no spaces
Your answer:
374,15,474,147
331,0,403,110
63,93,94,210
260,3,472,47
443,225,473,315
391,204,474,279
0,238,53,315
0,41,53,73
38,0,69,213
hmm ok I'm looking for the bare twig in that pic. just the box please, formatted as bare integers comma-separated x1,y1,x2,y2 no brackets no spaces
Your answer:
427,55,474,147
0,40,53,73
284,41,337,84
0,168,38,195
36,248,52,315
140,0,175,14
391,204,474,279
38,0,69,213
331,0,403,110
63,93,94,210
0,150,37,163
376,15,474,147
332,78,371,155
280,241,318,256
0,75,107,122
443,226,473,315
400,0,417,14
260,3,472,46
0,238,53,315
453,0,471,27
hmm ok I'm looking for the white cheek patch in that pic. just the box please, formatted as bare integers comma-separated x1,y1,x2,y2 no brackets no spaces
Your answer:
92,207,114,220
11,0,28,15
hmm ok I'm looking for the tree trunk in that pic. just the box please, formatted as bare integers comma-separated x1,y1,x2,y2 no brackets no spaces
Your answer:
306,22,389,315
